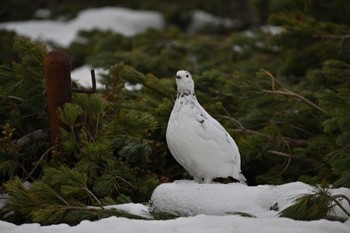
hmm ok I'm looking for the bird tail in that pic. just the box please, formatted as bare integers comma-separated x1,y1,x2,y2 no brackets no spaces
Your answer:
238,172,247,185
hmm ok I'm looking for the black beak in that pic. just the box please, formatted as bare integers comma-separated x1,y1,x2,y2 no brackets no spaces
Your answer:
176,75,181,79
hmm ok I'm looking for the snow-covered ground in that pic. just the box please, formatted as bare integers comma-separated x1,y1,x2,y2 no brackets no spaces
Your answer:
1,214,349,233
1,181,350,233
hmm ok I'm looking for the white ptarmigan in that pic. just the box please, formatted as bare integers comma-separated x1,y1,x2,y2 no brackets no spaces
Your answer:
166,70,246,184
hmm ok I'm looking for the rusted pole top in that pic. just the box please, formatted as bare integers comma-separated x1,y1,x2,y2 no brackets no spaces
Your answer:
44,50,72,145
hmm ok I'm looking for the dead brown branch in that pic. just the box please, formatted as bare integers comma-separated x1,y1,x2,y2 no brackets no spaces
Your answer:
262,70,324,113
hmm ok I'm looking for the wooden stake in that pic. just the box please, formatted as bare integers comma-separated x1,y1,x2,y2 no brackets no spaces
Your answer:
44,50,72,145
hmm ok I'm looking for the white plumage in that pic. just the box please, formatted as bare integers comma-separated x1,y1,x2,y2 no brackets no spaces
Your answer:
166,70,246,184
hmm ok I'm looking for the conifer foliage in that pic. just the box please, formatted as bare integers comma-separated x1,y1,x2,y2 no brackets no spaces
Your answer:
280,186,350,222
0,39,159,225
0,37,48,182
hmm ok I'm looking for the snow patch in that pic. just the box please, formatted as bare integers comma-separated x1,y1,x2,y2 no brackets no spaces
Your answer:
186,10,239,34
260,25,284,35
71,65,144,90
0,7,164,47
71,65,106,89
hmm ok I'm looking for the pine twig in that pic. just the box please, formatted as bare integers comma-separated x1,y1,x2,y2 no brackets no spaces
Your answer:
331,194,350,217
55,194,71,207
264,70,276,91
115,176,135,189
81,185,104,210
24,144,59,181
278,138,292,176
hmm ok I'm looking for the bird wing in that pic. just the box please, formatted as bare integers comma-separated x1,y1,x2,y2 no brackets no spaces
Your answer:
194,102,240,164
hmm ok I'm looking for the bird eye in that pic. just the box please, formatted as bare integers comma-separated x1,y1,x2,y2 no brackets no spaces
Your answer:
186,75,189,78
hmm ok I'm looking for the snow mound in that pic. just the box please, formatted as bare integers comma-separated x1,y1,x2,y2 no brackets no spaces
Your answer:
150,180,349,218
0,7,164,47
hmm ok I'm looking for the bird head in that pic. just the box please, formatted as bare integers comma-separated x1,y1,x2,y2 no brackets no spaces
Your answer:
176,70,195,94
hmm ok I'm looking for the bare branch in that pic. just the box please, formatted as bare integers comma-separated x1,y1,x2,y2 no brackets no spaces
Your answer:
263,70,277,91
332,194,350,206
7,95,24,101
115,176,135,189
278,137,292,176
55,194,71,207
24,144,59,181
218,115,245,130
267,150,313,163
261,70,324,113
331,194,350,217
81,185,104,210
262,89,324,113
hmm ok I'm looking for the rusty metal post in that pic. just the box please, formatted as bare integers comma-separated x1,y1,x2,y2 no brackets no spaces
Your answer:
44,50,72,145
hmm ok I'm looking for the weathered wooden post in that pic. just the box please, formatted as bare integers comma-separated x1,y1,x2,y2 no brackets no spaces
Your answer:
44,50,72,145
